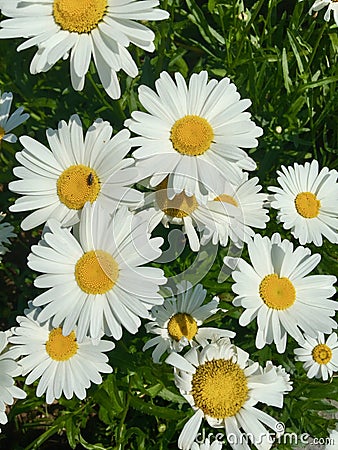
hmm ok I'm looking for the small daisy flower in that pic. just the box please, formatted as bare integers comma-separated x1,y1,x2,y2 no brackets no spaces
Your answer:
294,332,338,381
0,90,29,144
326,429,338,450
0,331,26,432
0,213,16,259
7,302,114,404
268,160,338,246
0,1,169,99
28,202,166,342
9,114,143,230
309,1,338,26
125,71,263,202
191,438,223,450
166,339,292,450
230,233,337,354
143,281,235,363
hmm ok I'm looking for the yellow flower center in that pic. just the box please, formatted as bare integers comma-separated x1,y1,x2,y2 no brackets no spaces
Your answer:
45,327,78,361
53,0,107,33
213,194,238,207
312,344,332,365
259,274,296,310
57,165,100,210
294,192,320,219
191,359,248,419
155,178,199,218
170,115,214,156
75,250,119,294
167,313,198,341
0,126,5,141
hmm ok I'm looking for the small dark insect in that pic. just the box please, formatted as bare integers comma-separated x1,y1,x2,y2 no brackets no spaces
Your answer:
87,173,94,186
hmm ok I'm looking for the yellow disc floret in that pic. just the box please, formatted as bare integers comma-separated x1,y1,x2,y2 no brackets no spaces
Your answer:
191,359,248,419
155,178,199,218
0,126,5,142
170,115,214,156
57,165,100,210
45,327,78,361
167,313,198,341
53,0,107,33
312,344,332,365
259,273,296,310
75,250,119,294
294,192,320,219
214,194,238,207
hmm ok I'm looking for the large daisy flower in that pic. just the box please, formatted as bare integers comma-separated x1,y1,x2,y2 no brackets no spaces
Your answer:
144,174,268,252
230,233,337,354
294,332,338,381
28,202,166,342
309,1,338,26
7,302,114,404
0,331,26,432
0,90,29,144
125,71,263,202
268,160,338,246
166,339,292,450
143,281,235,363
9,114,143,230
0,213,16,259
0,1,169,99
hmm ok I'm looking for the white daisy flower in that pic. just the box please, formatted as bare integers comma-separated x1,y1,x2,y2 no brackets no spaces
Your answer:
191,438,223,450
0,1,169,99
9,114,143,230
166,339,292,450
143,281,235,363
144,174,268,252
28,202,166,342
125,71,263,202
309,0,338,26
7,302,114,404
268,160,338,246
230,233,338,354
326,429,338,450
0,90,29,144
0,213,16,258
0,331,26,432
294,332,338,381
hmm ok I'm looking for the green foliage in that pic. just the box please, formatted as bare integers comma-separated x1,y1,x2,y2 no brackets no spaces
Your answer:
0,0,337,449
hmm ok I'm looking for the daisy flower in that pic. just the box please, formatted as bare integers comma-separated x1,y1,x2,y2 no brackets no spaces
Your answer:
191,438,223,450
0,213,16,259
144,174,268,252
294,332,338,381
0,331,26,432
9,114,143,230
268,160,338,246
0,1,169,99
0,90,29,144
166,339,292,450
231,233,337,354
143,281,235,363
125,71,263,202
7,302,114,404
326,429,338,450
28,202,166,342
309,1,338,26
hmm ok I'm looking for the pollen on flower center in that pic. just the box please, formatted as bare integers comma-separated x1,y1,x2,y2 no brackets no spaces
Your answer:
0,126,5,141
259,274,296,310
294,192,320,219
45,327,78,361
214,194,238,207
155,178,199,218
167,313,198,341
312,344,332,365
170,115,214,156
57,164,100,210
191,359,248,419
75,250,119,294
53,0,107,34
